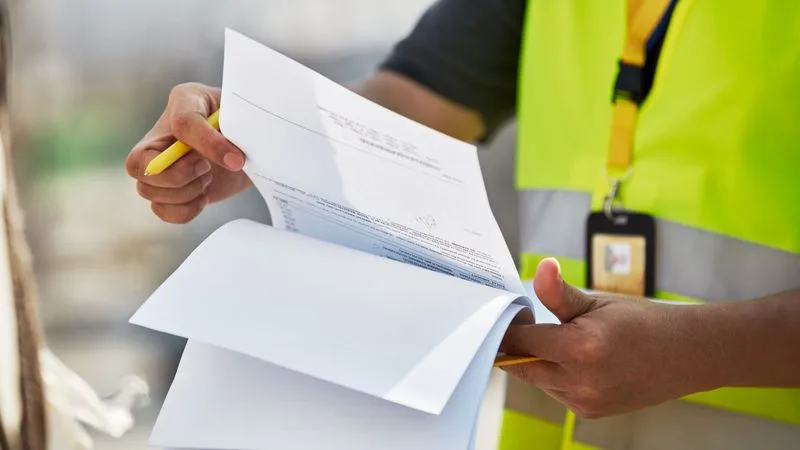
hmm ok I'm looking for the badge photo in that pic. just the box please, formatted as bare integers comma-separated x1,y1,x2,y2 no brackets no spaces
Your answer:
586,211,655,297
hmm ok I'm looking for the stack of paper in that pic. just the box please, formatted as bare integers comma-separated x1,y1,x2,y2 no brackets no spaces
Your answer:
130,29,545,450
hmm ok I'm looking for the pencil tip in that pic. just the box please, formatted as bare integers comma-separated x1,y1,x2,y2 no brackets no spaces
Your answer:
143,171,150,177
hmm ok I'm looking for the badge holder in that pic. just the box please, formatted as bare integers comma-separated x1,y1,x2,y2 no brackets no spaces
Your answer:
586,172,656,298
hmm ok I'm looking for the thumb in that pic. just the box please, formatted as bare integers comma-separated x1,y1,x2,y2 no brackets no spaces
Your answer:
533,258,594,323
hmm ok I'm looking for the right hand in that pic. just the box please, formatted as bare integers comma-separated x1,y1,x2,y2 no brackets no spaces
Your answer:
126,82,252,224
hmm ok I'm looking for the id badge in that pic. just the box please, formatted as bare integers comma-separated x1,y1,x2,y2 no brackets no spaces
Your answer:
586,211,655,297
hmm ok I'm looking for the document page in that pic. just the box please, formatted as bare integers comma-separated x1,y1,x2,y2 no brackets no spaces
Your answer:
146,304,524,450
130,220,528,415
219,29,524,296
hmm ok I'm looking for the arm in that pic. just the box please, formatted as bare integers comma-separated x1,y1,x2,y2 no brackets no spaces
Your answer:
127,0,526,223
692,289,800,389
500,258,800,419
125,75,485,224
353,71,485,142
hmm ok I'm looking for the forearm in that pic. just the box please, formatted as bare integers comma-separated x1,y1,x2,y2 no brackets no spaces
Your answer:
350,71,485,142
685,289,800,390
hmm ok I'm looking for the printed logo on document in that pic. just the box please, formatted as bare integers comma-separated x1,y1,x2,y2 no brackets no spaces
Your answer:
416,215,438,231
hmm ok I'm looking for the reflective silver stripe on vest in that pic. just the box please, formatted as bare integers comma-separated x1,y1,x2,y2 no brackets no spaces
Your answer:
505,376,800,449
519,189,800,301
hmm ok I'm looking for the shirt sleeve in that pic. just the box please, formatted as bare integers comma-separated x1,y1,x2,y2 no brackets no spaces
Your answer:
380,0,527,140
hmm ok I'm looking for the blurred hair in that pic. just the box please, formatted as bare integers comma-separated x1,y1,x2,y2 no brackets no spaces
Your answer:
0,0,48,448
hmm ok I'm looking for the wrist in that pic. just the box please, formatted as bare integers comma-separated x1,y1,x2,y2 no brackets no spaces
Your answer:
672,292,800,390
663,303,732,393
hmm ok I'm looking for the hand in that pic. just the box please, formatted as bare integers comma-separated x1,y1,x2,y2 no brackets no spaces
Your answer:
126,82,252,223
500,258,711,418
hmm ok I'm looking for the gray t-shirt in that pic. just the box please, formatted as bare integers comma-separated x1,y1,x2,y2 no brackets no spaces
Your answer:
380,0,526,140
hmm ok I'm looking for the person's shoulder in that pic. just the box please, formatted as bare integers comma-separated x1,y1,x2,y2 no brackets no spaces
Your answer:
380,0,526,139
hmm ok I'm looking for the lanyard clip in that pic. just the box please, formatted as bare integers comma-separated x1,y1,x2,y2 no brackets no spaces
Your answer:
604,166,632,222
603,178,621,220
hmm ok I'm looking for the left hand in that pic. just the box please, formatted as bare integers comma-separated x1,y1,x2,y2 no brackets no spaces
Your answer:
499,258,710,418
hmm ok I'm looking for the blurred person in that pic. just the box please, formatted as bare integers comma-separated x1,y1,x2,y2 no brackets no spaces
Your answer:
127,0,800,449
1,2,147,449
0,2,47,447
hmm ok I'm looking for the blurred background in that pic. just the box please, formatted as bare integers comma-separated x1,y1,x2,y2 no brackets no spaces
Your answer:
8,0,520,447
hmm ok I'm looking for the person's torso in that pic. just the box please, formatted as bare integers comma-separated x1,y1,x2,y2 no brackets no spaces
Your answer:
504,1,800,448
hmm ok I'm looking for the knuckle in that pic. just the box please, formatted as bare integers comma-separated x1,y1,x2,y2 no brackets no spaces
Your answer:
169,82,215,107
573,405,602,420
582,403,606,419
572,340,601,364
125,150,142,178
570,405,590,419
168,82,193,101
165,163,197,187
155,154,204,188
173,181,205,204
571,330,607,364
568,394,600,418
171,112,194,139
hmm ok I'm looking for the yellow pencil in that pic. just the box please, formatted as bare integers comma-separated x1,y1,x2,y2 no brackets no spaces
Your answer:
493,355,540,367
144,109,221,176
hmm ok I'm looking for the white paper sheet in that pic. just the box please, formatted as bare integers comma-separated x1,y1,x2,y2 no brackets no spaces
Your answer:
130,28,539,449
149,304,524,450
219,28,524,297
130,219,527,415
525,281,560,325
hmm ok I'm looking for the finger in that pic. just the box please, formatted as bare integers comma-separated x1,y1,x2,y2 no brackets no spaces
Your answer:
151,197,207,224
126,109,183,179
500,323,577,362
540,388,574,410
169,97,244,171
534,258,595,323
501,359,564,391
137,173,213,204
130,149,212,187
510,307,535,326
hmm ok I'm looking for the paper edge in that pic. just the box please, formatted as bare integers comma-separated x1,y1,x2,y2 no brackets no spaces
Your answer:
382,295,519,415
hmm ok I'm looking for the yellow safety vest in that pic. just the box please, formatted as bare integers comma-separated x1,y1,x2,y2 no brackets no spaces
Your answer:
502,0,800,448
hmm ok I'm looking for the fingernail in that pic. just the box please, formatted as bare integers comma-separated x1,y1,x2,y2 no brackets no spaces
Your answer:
223,153,245,171
195,160,211,177
553,258,562,281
